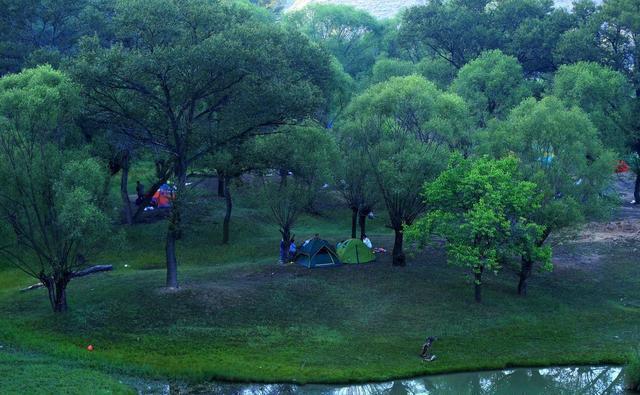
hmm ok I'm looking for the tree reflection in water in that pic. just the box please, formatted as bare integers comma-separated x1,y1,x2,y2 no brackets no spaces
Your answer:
131,366,626,394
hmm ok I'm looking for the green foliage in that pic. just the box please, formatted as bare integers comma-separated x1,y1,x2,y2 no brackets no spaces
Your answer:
398,0,498,69
415,57,458,89
342,75,469,228
285,4,382,77
407,156,549,301
553,62,635,154
256,124,339,210
0,0,116,74
451,49,531,126
370,57,415,84
600,0,640,88
0,66,114,311
479,96,616,232
506,7,575,75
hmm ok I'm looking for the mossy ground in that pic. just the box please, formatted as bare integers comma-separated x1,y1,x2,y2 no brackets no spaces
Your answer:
0,189,639,391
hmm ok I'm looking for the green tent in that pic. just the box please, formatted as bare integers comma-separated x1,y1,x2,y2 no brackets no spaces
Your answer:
295,238,341,268
337,239,376,264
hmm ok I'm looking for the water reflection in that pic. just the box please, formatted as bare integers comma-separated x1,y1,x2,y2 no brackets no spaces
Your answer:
128,366,628,394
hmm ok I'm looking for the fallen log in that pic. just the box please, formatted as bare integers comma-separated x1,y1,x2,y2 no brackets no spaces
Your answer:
20,265,114,292
72,265,113,278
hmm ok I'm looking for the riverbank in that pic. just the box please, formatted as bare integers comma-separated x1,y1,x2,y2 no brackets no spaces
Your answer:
0,184,639,390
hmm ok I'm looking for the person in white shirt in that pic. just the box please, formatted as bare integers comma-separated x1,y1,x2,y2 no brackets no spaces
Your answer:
362,234,372,249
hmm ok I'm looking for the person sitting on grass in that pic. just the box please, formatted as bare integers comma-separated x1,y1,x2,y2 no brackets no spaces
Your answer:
288,238,297,262
362,234,372,249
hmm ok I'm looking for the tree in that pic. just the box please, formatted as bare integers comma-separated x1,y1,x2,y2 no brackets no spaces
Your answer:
369,58,415,85
599,0,640,94
595,0,640,204
415,57,459,90
399,0,498,68
451,49,531,127
553,1,608,67
335,139,378,239
0,0,115,75
407,156,549,303
204,140,261,244
0,66,113,312
262,180,310,264
342,75,470,266
256,124,339,213
285,4,382,77
504,6,575,75
552,62,635,155
478,96,616,295
73,0,333,289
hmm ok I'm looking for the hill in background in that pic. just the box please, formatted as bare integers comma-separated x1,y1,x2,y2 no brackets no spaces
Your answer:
286,0,603,19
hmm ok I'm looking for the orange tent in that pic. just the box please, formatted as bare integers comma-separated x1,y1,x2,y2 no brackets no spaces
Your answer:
152,184,175,208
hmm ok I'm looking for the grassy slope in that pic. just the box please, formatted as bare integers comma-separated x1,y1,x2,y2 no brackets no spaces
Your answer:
0,190,638,386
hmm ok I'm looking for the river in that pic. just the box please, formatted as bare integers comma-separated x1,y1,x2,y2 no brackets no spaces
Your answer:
125,365,629,394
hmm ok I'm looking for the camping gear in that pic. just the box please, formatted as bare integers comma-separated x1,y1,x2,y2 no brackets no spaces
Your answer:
337,239,376,264
616,160,629,173
295,238,341,268
152,183,175,208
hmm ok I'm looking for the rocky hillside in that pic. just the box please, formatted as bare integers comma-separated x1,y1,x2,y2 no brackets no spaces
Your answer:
285,0,603,19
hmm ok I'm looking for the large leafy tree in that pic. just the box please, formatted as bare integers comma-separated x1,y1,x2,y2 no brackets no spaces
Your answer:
479,96,615,295
407,156,549,303
0,0,115,75
285,4,382,77
341,75,470,266
451,49,531,127
72,0,332,289
552,62,635,155
0,66,113,312
505,5,575,75
256,124,339,213
399,0,498,68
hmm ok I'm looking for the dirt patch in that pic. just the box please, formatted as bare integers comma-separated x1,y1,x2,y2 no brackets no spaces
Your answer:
573,220,640,244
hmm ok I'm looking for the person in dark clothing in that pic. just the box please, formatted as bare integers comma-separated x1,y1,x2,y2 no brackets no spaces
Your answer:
135,181,145,205
288,238,297,262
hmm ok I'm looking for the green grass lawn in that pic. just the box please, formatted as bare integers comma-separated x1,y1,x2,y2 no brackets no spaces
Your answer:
0,194,639,387
0,348,134,395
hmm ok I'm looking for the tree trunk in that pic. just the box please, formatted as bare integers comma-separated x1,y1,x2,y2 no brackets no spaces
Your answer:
474,266,483,303
634,172,640,204
222,177,232,244
217,171,225,198
518,254,534,296
165,160,186,289
54,279,68,312
392,228,405,267
279,168,288,188
516,231,550,296
280,226,292,263
43,275,70,313
166,229,178,289
351,207,358,239
358,211,367,239
120,152,133,225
